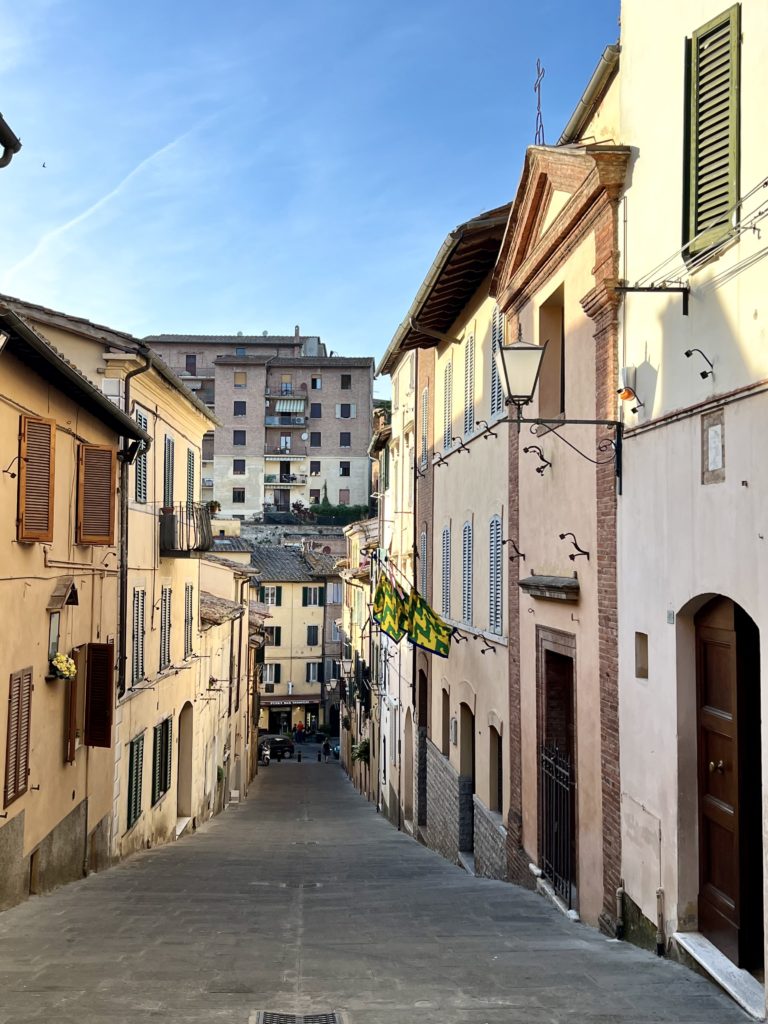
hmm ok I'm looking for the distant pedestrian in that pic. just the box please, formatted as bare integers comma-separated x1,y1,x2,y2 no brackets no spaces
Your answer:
322,739,331,763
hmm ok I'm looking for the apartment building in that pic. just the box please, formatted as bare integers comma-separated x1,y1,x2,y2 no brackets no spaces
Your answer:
143,331,374,519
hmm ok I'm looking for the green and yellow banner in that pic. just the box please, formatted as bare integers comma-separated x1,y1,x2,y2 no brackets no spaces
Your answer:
405,588,453,659
372,574,408,643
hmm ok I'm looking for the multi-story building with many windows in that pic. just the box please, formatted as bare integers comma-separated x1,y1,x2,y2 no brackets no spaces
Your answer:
143,329,374,519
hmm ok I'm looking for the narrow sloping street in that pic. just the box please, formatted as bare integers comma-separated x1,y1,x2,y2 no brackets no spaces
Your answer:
0,753,748,1024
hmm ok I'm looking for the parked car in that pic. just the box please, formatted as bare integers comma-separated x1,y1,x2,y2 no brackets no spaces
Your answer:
262,734,294,758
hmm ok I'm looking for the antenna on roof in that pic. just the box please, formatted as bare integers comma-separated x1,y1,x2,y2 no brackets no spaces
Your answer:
262,330,268,337
237,331,243,337
534,58,546,145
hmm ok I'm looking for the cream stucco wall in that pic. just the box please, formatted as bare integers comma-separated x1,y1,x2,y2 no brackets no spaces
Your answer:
617,0,768,971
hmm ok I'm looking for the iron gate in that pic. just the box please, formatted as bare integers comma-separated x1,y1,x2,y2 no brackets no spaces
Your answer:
539,742,574,908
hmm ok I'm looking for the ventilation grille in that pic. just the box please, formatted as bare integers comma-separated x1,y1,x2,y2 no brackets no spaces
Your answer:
258,1014,339,1024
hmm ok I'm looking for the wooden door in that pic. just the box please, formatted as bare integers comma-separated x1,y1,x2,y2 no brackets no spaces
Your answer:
696,597,763,969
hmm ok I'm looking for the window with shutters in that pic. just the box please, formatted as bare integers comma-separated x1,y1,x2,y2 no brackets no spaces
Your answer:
441,526,451,618
127,734,144,828
463,336,475,437
489,515,503,635
163,435,175,508
151,716,173,805
686,5,740,255
132,588,146,685
135,410,148,503
491,306,505,416
76,444,116,546
419,530,427,595
462,521,473,625
186,449,195,505
261,585,281,606
307,625,319,646
263,663,280,685
420,387,429,469
328,581,342,604
159,586,172,670
302,586,324,607
311,376,322,390
184,583,194,659
264,626,282,646
4,667,32,807
443,363,453,451
306,662,322,682
83,642,114,748
17,416,55,543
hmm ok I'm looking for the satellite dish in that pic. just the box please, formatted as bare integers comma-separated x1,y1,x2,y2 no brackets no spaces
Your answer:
301,432,309,440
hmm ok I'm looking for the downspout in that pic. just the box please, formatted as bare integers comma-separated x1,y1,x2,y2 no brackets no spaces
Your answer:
237,577,247,792
118,354,152,697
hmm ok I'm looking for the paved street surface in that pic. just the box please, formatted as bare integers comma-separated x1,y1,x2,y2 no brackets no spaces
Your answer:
0,748,749,1024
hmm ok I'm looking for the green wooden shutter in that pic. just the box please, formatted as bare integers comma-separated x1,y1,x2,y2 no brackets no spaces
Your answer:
152,724,162,805
688,4,740,254
306,662,311,683
275,586,282,607
318,586,325,607
164,718,173,793
274,664,281,685
258,586,265,602
128,735,144,827
302,586,308,607
318,661,324,683
275,626,282,646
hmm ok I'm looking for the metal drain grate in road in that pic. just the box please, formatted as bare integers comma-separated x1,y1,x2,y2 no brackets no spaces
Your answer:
258,1014,339,1024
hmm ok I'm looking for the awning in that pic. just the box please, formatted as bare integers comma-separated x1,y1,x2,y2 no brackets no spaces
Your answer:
274,398,304,412
47,577,78,610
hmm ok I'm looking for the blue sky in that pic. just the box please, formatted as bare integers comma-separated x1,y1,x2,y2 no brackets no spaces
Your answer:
0,0,618,368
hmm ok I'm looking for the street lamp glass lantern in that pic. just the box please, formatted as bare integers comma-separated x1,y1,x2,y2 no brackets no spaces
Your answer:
495,337,548,408
341,657,354,677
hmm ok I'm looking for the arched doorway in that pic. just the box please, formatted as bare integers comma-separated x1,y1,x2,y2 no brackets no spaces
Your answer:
403,711,414,824
459,702,475,851
694,596,762,969
177,702,194,820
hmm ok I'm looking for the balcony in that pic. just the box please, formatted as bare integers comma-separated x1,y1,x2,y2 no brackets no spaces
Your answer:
265,415,306,427
159,502,213,557
265,473,307,486
264,445,307,458
265,383,307,400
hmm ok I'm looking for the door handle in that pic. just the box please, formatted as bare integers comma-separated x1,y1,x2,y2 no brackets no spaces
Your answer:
708,759,725,774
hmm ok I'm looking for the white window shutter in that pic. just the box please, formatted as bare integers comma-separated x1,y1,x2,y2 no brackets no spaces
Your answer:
491,307,504,416
350,403,356,418
335,404,341,418
462,522,473,625
420,387,428,469
489,515,502,634
441,526,451,618
443,363,453,451
420,530,427,595
464,336,475,436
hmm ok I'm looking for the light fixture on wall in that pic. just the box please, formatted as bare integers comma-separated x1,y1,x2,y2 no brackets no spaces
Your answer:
616,366,644,413
494,321,624,488
684,348,714,379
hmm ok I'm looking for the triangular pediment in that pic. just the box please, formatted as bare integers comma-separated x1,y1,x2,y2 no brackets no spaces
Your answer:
492,145,630,309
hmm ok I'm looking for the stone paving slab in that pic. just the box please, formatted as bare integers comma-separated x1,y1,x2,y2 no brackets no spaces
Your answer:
0,749,751,1023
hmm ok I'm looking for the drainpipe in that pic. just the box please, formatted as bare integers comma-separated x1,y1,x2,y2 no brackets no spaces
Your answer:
237,576,248,791
118,354,152,697
656,887,666,957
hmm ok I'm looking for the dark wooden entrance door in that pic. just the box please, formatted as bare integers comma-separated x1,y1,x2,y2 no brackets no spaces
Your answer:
696,597,762,969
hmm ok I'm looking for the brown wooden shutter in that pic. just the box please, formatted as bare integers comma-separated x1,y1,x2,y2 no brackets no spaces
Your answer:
65,667,78,764
77,445,116,545
5,667,32,807
17,417,55,543
83,643,114,748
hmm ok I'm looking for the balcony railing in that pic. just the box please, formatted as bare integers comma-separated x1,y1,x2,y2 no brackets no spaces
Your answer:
264,445,307,457
265,415,306,427
265,383,308,399
265,473,308,486
159,502,213,557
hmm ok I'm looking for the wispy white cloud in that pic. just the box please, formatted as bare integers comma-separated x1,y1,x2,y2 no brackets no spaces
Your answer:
2,123,204,289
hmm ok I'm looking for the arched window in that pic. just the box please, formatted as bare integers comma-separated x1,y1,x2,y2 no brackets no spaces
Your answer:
489,514,503,634
462,521,473,625
441,526,451,618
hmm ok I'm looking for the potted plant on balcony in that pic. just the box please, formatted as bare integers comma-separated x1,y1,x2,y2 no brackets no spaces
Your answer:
207,500,221,515
50,652,77,681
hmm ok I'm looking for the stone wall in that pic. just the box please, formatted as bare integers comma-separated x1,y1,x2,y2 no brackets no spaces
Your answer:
473,795,508,880
423,739,461,864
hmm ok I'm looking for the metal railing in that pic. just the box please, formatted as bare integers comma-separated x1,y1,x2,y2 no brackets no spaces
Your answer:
264,444,308,457
159,502,213,556
539,743,575,908
265,383,308,398
265,415,306,427
265,473,307,485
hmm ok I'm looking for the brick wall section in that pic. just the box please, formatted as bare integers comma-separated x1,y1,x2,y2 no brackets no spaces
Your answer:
581,197,623,935
423,739,462,864
504,407,531,886
458,778,474,853
473,795,508,880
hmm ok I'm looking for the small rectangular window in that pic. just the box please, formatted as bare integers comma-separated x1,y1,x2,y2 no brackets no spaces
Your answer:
310,403,322,418
310,432,321,448
233,400,246,416
339,488,350,505
185,354,197,375
234,371,247,388
307,625,319,646
311,376,322,390
232,488,245,503
48,611,60,661
233,430,246,446
310,460,321,475
233,459,245,475
302,586,325,607
341,374,351,390
306,662,321,682
340,461,350,477
635,632,649,679
265,626,282,646
340,432,351,447
339,403,351,418
309,489,320,504
235,346,246,356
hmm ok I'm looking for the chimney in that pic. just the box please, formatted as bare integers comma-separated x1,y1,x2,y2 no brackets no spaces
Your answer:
294,325,300,338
